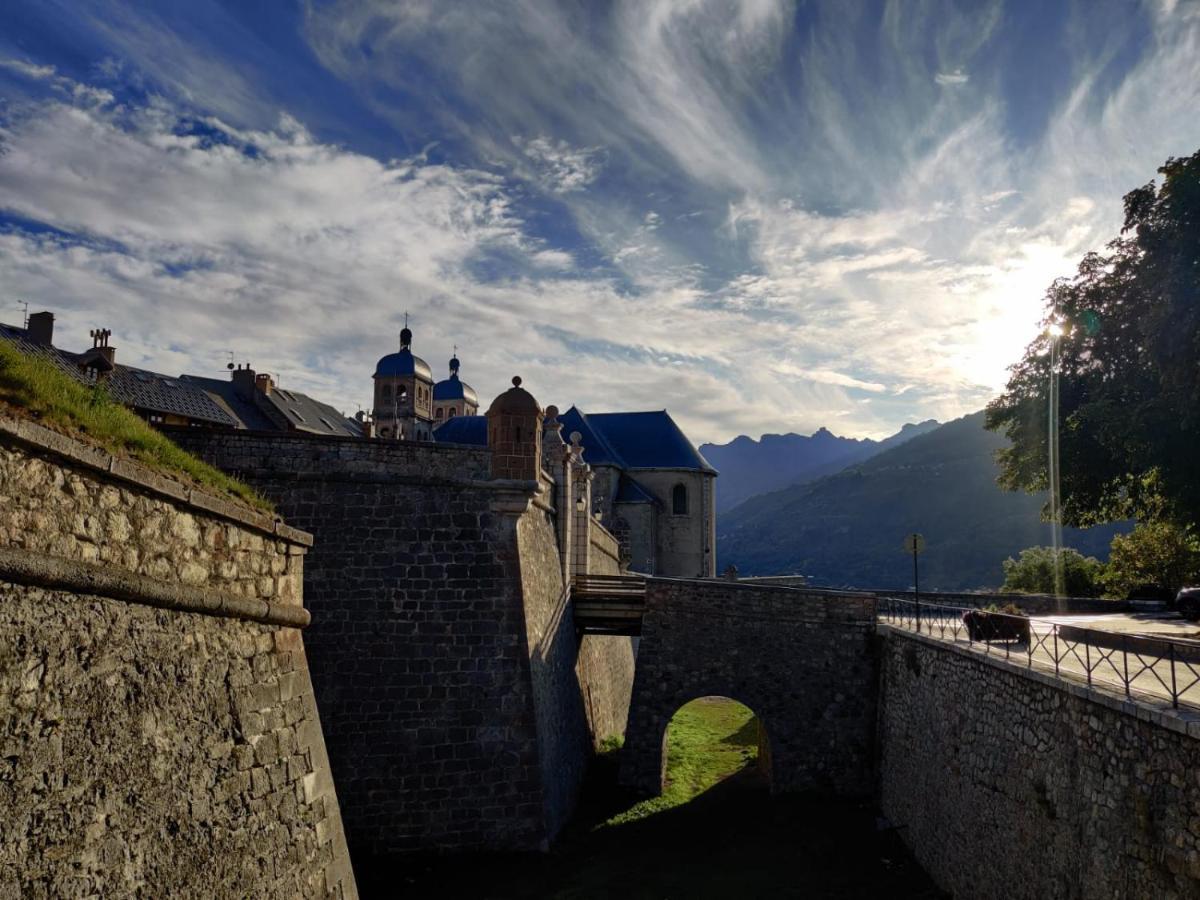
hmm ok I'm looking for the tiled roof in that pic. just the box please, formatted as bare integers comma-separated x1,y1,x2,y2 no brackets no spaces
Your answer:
433,415,487,445
615,475,658,505
181,374,361,436
106,366,240,427
561,407,716,474
0,322,237,427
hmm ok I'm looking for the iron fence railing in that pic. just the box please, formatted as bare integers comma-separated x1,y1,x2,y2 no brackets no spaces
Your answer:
879,596,1200,711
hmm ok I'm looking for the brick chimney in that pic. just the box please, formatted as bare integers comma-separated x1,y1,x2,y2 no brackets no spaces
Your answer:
231,364,257,399
255,373,274,395
486,376,543,481
88,328,115,365
27,311,54,346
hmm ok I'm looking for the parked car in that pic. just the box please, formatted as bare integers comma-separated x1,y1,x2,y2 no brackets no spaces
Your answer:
1126,583,1174,604
1174,587,1200,622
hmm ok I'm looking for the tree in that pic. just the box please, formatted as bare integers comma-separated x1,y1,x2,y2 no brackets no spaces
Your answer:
986,149,1200,531
1000,546,1106,597
1103,522,1200,598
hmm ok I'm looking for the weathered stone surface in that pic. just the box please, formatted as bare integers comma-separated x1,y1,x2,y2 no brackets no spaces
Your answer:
0,430,354,899
173,430,636,855
878,629,1200,900
620,580,878,796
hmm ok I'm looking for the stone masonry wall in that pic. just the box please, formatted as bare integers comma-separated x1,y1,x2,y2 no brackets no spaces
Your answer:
171,429,635,855
516,507,589,843
0,417,354,899
878,628,1200,899
620,579,877,795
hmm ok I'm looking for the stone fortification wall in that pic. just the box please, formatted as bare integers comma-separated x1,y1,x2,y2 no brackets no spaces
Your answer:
621,580,877,796
878,627,1200,899
0,417,354,899
172,429,634,856
877,589,1125,615
587,518,622,576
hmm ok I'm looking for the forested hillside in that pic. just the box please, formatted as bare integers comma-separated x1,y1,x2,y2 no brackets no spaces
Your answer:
716,412,1127,590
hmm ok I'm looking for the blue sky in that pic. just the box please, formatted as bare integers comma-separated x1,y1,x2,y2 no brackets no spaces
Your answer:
1,0,1198,443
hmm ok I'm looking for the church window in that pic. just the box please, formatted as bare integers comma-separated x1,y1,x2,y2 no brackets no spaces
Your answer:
381,384,392,402
448,409,456,419
435,407,444,419
672,483,688,515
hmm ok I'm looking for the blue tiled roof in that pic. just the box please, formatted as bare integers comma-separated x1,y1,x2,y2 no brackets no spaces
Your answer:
433,415,487,445
433,373,478,405
375,349,432,381
562,407,716,474
615,475,658,505
557,407,624,467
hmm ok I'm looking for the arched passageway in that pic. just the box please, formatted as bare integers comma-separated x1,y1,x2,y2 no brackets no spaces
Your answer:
658,697,771,797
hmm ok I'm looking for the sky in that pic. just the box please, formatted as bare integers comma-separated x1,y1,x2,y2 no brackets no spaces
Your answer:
0,1,1198,445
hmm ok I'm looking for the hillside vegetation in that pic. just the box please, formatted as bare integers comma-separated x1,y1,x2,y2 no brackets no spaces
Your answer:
0,341,269,511
717,411,1126,590
701,420,938,513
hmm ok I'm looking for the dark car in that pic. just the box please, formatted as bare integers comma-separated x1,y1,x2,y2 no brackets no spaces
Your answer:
1175,587,1200,622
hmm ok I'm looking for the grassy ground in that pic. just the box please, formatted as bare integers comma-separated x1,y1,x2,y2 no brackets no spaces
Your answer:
362,698,943,899
0,341,270,510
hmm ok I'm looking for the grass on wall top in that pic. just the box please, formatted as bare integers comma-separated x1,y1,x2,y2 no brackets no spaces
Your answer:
0,340,271,512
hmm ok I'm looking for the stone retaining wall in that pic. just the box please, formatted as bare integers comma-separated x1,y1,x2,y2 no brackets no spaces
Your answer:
878,627,1200,899
0,417,354,898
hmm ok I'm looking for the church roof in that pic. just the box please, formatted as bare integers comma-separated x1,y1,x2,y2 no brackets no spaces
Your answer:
433,415,487,445
559,407,716,474
433,373,477,404
374,348,432,381
615,475,658,505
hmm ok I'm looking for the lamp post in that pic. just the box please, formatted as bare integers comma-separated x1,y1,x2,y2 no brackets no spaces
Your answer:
1047,318,1065,598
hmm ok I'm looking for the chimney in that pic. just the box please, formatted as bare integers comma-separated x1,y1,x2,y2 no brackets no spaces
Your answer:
231,364,257,399
255,373,274,395
27,311,54,346
89,328,116,365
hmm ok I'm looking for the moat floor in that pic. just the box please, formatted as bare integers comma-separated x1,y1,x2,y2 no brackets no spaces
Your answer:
357,699,942,899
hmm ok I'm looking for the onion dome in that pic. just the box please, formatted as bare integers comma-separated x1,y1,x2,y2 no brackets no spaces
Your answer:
375,325,432,380
433,351,478,404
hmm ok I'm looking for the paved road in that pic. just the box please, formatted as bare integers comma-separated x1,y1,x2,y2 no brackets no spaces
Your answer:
883,607,1200,713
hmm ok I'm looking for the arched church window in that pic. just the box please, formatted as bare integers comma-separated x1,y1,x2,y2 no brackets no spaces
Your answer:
381,384,392,402
435,407,443,419
672,483,688,516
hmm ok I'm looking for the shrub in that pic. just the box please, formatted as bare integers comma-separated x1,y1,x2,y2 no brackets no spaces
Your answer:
1103,522,1200,598
1000,546,1105,597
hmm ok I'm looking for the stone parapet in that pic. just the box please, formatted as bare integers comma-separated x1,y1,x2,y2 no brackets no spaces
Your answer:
878,627,1200,899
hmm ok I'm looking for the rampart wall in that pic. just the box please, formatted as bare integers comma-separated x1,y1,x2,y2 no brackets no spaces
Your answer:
172,429,635,858
878,627,1200,899
0,417,354,898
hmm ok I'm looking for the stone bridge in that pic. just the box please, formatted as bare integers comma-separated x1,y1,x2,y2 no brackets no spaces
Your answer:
586,577,879,797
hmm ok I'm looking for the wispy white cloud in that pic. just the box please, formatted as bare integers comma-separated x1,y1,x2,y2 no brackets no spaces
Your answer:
2,2,1200,446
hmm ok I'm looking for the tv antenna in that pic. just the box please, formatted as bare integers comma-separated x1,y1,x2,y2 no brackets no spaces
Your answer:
222,350,235,371
17,301,29,329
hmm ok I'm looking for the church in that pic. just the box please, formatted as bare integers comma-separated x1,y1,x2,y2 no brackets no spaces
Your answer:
371,324,717,579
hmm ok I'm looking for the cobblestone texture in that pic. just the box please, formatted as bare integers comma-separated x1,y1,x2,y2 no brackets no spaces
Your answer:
620,580,877,796
879,630,1200,900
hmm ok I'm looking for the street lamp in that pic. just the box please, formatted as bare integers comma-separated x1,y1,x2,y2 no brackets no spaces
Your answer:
1047,316,1066,598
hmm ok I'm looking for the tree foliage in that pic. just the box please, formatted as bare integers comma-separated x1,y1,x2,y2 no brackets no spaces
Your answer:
1000,546,1106,597
1103,522,1200,598
986,149,1200,530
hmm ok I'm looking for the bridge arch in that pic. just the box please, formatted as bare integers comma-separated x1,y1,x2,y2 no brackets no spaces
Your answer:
657,695,772,795
620,578,878,798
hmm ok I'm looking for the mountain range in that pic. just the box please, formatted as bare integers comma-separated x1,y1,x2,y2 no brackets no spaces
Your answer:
702,420,940,513
715,411,1128,591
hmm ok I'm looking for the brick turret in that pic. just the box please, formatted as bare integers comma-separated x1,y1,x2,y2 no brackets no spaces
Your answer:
486,376,543,481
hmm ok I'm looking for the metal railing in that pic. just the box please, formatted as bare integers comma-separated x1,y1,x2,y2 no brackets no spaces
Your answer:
879,596,1200,711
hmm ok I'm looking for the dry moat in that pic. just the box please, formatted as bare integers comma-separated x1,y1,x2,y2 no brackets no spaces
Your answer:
365,698,942,899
